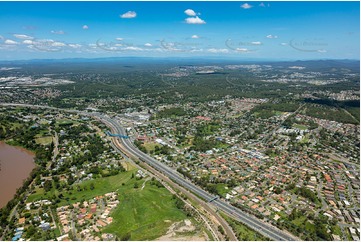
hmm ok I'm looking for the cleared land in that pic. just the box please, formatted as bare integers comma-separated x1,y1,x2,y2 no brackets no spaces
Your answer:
27,167,189,240
35,136,52,145
103,181,187,240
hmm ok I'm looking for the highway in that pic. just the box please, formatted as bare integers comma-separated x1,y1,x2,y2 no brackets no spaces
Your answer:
100,115,298,241
0,103,297,241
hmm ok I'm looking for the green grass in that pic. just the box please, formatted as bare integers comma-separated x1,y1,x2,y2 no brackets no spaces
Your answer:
54,227,61,237
299,134,310,144
214,183,230,197
220,212,269,241
27,187,50,202
103,182,187,240
55,119,78,128
345,107,360,122
254,110,281,119
204,227,215,241
36,129,51,136
143,142,160,153
57,119,73,124
274,111,284,116
293,124,308,130
61,172,138,205
304,104,358,124
27,170,135,204
332,225,342,236
10,122,23,130
300,137,310,144
292,215,307,226
305,221,315,233
28,169,188,240
35,136,53,145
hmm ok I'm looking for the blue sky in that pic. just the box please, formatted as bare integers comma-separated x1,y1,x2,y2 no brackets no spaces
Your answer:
0,1,359,60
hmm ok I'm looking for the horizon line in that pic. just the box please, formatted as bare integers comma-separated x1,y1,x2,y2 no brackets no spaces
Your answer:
0,56,359,63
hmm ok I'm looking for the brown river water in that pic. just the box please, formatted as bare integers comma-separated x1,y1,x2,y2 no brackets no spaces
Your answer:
0,141,35,208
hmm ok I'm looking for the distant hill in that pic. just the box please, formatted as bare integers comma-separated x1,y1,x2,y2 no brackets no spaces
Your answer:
0,58,358,74
270,59,360,71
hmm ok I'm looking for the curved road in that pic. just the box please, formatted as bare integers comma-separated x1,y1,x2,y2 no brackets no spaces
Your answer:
100,115,298,241
1,103,298,241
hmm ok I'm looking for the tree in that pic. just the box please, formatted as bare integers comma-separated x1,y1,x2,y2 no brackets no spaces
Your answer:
43,180,53,192
90,182,95,190
274,187,282,194
26,225,36,238
218,225,225,235
174,198,185,209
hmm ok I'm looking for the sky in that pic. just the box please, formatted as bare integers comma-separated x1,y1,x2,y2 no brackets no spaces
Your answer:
0,1,359,60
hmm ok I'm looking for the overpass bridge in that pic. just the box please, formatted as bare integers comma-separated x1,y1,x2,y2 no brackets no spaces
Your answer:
105,130,129,139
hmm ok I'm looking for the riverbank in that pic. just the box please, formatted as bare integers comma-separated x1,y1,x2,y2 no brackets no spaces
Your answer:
0,141,35,208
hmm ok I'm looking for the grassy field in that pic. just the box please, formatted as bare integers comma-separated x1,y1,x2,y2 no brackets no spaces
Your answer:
142,142,160,153
27,170,134,204
35,136,53,145
214,183,230,197
55,119,78,128
293,124,308,130
103,182,187,240
221,212,269,241
303,105,358,124
345,107,360,122
27,167,187,240
292,215,307,226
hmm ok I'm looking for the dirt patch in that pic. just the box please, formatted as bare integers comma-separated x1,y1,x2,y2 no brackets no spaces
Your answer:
156,219,208,241
174,219,195,233
157,234,208,241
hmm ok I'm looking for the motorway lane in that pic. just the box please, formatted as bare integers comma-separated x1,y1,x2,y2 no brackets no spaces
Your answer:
104,117,298,241
0,104,296,241
122,137,293,240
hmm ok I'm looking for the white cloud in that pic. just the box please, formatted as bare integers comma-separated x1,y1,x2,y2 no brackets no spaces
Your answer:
123,46,143,51
115,37,124,41
120,11,137,19
184,9,197,16
236,48,249,52
83,25,89,30
68,44,82,48
4,39,18,45
280,43,288,46
52,41,66,47
144,43,152,47
39,39,54,43
51,30,65,35
318,49,327,53
241,3,253,9
13,34,33,40
107,47,118,51
266,34,278,39
0,35,4,40
251,41,262,45
23,40,33,44
207,48,229,53
191,35,200,39
185,16,206,24
0,44,18,50
115,43,123,47
190,48,204,53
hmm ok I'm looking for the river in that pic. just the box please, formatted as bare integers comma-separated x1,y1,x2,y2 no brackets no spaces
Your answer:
0,142,35,208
